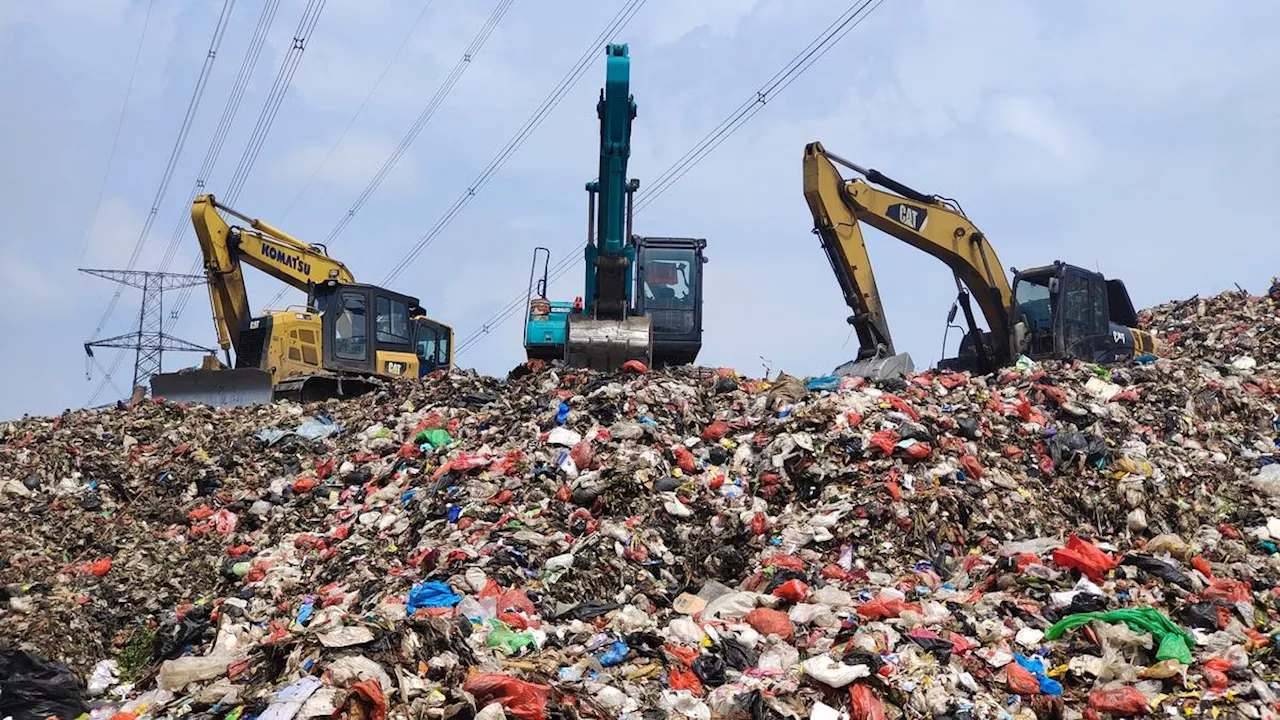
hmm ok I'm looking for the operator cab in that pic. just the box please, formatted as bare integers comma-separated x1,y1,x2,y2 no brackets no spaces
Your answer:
633,236,708,366
313,283,453,377
1010,262,1138,365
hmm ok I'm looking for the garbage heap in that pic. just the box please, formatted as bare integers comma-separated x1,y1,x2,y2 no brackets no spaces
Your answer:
2,285,1280,720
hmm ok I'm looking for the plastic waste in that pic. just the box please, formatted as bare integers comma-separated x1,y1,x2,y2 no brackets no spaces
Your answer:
462,674,551,720
801,655,870,687
1088,685,1149,715
157,654,233,691
0,649,88,720
406,581,461,613
1046,608,1194,664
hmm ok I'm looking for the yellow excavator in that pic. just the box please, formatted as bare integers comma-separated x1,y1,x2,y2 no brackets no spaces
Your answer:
149,195,454,406
802,142,1157,378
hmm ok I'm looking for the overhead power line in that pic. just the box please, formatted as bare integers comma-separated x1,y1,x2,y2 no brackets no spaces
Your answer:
453,0,888,359
77,0,156,268
157,0,283,273
84,0,238,347
168,0,329,322
277,0,437,222
377,0,649,289
261,0,514,313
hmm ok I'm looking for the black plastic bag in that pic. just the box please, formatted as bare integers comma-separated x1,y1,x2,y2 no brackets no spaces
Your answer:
1121,554,1193,590
1063,592,1110,615
561,601,621,621
1049,432,1108,466
156,604,211,660
1180,601,1220,631
908,634,953,663
719,637,758,671
0,648,88,720
692,653,727,686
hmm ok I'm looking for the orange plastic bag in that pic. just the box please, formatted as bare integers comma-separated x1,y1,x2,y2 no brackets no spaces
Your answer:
849,684,886,720
621,359,649,374
744,607,794,641
463,674,551,720
668,666,703,695
856,596,919,620
1087,686,1149,715
1051,534,1118,582
1006,662,1041,695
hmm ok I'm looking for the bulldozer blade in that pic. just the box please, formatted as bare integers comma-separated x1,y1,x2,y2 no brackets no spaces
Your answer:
150,368,274,408
565,315,653,371
833,352,915,381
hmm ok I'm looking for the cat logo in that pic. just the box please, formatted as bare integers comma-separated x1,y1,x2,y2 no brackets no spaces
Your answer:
385,361,406,376
887,203,927,232
1112,330,1127,345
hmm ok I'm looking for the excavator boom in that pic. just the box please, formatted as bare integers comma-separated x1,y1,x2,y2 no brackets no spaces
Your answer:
804,142,1013,372
803,142,1156,375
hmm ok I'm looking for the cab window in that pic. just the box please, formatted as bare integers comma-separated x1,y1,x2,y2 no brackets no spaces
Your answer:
376,296,410,343
333,292,367,361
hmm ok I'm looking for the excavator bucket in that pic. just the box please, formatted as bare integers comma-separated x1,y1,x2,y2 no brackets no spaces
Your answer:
565,315,653,371
833,351,915,382
150,367,274,408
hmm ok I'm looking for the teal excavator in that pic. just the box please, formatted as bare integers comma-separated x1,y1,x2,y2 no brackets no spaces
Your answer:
524,44,708,370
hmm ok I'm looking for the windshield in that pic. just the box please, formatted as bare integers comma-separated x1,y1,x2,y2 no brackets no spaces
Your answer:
641,249,696,309
1015,274,1055,355
640,247,697,335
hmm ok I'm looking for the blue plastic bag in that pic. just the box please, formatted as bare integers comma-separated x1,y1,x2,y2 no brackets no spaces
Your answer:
556,403,571,424
406,581,461,613
598,640,630,667
805,376,841,392
1014,653,1062,696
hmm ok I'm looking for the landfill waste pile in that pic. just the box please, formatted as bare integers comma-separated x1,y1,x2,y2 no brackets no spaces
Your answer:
2,284,1280,720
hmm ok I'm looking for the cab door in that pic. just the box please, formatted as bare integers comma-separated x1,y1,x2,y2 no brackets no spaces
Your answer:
1057,267,1113,362
321,286,376,374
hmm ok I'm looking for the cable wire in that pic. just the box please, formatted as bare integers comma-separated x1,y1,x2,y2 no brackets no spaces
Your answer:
85,0,238,346
169,0,328,321
157,0,283,273
258,0,514,313
77,0,156,268
453,0,887,358
276,0,436,222
377,0,648,289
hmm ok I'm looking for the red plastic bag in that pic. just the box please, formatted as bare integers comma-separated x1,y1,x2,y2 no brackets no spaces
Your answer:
674,446,697,474
868,430,900,456
744,607,794,641
849,684,886,720
771,579,809,602
570,440,593,469
903,442,931,459
960,455,984,480
1051,534,1118,582
85,557,112,577
463,674,551,720
343,679,389,720
668,666,703,694
882,394,919,421
1087,686,1149,715
621,359,649,374
702,420,730,441
762,554,806,572
1006,662,1041,695
1204,578,1251,603
498,588,537,617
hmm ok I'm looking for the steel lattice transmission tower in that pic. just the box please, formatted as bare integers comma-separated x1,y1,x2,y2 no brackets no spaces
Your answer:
81,268,216,392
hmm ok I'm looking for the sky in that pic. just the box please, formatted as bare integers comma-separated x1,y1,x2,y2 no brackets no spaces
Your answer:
1,0,1277,419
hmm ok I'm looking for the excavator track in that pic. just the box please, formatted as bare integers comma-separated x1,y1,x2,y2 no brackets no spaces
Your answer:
272,374,383,405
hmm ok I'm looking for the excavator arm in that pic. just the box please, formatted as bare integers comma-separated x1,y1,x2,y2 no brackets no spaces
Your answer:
802,142,1014,363
192,194,355,360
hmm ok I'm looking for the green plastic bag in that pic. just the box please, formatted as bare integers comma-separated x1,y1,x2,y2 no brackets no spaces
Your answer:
415,428,452,448
1045,608,1194,665
485,620,536,655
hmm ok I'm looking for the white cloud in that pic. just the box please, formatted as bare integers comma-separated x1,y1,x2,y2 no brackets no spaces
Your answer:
267,134,418,195
638,0,765,47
